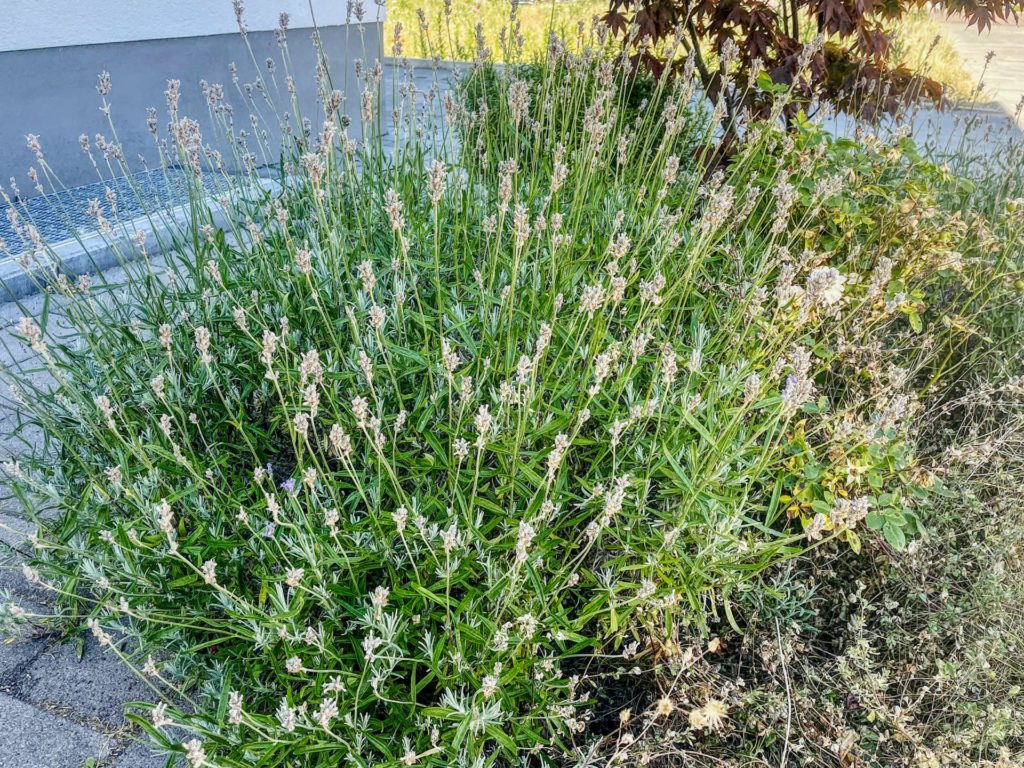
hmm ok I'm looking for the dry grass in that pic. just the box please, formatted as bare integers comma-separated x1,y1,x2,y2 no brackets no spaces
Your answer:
390,0,606,60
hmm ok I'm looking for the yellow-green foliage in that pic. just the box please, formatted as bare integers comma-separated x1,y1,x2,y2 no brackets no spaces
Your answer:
887,12,978,98
390,0,605,60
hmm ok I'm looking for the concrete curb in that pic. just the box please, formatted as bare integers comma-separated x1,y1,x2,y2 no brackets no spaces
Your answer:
0,177,280,302
384,55,507,75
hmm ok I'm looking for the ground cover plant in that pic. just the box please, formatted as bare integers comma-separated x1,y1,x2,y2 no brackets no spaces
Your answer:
0,5,1022,768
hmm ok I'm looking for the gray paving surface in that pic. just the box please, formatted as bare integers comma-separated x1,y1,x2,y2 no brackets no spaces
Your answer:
0,254,174,765
2,402,170,767
938,14,1024,126
0,693,108,768
18,637,158,727
0,168,214,250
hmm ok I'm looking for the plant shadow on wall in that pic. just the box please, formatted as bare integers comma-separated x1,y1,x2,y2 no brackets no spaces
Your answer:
1,4,1024,768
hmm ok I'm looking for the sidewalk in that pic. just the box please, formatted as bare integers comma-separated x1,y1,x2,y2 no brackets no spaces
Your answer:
936,14,1024,126
1,281,168,767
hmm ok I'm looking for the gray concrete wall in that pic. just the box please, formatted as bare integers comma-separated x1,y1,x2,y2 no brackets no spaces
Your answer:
0,23,382,197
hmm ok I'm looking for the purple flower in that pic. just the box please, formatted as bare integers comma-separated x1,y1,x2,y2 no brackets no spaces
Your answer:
280,478,296,494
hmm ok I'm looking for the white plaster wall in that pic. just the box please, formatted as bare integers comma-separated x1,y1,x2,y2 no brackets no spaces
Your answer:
1,0,385,53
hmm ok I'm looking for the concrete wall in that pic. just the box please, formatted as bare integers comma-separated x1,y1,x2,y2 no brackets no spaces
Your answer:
1,0,383,51
0,14,383,196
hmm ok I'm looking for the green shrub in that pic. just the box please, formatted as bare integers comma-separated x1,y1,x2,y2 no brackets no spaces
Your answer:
1,16,1019,768
722,445,1024,768
686,123,1024,768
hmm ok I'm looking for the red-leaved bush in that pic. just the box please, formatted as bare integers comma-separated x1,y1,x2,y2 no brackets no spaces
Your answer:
605,0,1018,122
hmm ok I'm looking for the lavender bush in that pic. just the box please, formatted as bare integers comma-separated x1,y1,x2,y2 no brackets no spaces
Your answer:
1,8,1022,768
